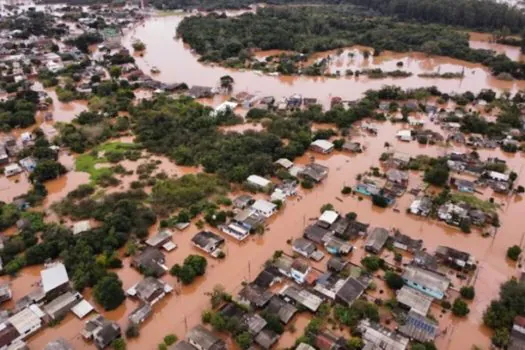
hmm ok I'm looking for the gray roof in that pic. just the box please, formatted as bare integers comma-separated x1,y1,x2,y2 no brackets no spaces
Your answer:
365,228,389,253
396,286,432,316
191,231,224,250
237,284,273,308
41,263,69,294
187,325,226,350
169,341,197,350
255,329,279,349
241,313,267,335
336,277,366,305
44,338,74,350
135,277,165,301
128,303,152,325
279,284,323,312
265,296,297,324
358,319,409,350
146,230,172,247
402,266,450,294
292,238,316,255
398,311,438,342
43,291,82,319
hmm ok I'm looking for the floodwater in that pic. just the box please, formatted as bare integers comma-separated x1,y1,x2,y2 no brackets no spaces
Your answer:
122,15,525,109
17,115,524,349
32,82,88,124
469,32,525,62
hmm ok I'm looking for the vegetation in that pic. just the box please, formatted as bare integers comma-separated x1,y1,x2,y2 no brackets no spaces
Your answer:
178,6,525,79
423,158,449,186
0,90,38,131
361,255,384,271
170,255,207,284
93,272,126,311
460,286,476,300
507,245,522,261
385,271,404,290
334,300,379,327
452,298,470,317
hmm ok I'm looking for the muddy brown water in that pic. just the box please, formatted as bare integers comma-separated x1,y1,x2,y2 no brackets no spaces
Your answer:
122,15,525,110
0,119,517,349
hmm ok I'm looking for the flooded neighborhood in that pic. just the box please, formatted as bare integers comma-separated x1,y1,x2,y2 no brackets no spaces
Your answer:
1,0,525,350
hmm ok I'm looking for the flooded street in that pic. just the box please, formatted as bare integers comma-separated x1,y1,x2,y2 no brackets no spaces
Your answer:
123,15,525,108
16,117,523,349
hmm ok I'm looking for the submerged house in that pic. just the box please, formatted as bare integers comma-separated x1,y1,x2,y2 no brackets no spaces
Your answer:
191,231,225,256
365,227,389,254
402,265,450,300
310,139,334,154
131,247,167,277
398,311,439,343
126,277,172,305
186,325,227,350
358,319,409,350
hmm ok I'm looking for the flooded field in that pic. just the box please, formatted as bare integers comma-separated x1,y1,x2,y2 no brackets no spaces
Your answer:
122,15,525,109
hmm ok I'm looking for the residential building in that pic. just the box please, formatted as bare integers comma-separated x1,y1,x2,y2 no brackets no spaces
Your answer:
7,305,45,342
335,277,366,306
279,284,323,312
73,220,91,235
390,231,423,253
510,316,525,350
314,330,348,350
409,197,432,217
398,311,438,343
0,284,12,304
41,263,70,298
131,247,167,277
290,258,311,284
292,238,317,259
264,296,297,324
4,163,22,177
396,286,432,316
81,315,121,349
246,175,272,190
186,325,226,350
127,277,172,305
145,229,173,249
434,246,476,271
310,139,334,154
128,303,152,325
237,284,273,309
251,199,277,218
44,338,74,350
358,319,409,350
255,329,279,349
318,210,339,226
43,291,82,320
402,265,450,300
191,231,225,255
365,228,389,254
232,195,254,209
300,163,329,182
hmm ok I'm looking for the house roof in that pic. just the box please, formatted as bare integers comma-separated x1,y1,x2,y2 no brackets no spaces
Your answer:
187,325,225,350
71,299,94,319
191,231,224,251
251,199,276,213
0,323,20,349
241,313,267,335
255,329,279,349
396,286,432,316
237,284,273,308
398,311,438,342
44,338,74,350
41,263,69,294
311,139,334,151
319,210,339,225
134,277,165,301
359,319,409,350
265,296,297,324
402,266,450,294
253,266,280,288
327,257,349,272
169,341,197,350
279,284,323,312
146,230,172,247
335,277,366,305
128,303,152,325
304,224,329,244
365,228,389,252
247,175,271,188
73,220,91,235
293,238,316,255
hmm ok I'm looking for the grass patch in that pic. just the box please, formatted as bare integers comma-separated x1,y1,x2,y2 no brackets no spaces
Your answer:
76,142,139,183
450,192,498,212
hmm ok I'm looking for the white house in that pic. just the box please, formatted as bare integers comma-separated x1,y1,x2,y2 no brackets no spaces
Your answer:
210,101,238,117
396,130,412,142
251,199,277,218
310,139,334,154
487,171,509,182
246,175,272,189
318,210,339,226
4,163,22,177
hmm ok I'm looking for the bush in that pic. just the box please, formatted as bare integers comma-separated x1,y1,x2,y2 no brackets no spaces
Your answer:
341,186,352,194
164,334,177,346
320,203,334,213
440,300,451,309
112,338,126,350
93,273,125,311
452,298,470,317
125,323,139,338
507,245,522,261
385,271,404,290
301,179,314,189
361,256,384,272
170,255,207,284
460,286,475,300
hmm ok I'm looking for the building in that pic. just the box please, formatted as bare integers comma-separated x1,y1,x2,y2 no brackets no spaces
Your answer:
264,296,297,324
358,319,409,350
510,316,525,350
237,284,273,309
127,277,172,305
318,210,339,226
434,246,476,271
191,231,225,255
279,284,323,312
43,291,82,320
255,329,279,349
390,231,423,253
365,228,389,254
73,220,91,235
300,163,329,183
41,263,70,298
310,139,334,154
0,284,12,304
396,286,432,316
145,230,173,249
290,259,312,284
128,303,152,325
398,311,438,343
186,325,227,350
169,341,197,350
335,277,366,306
314,330,348,350
232,195,253,209
44,338,74,350
292,238,317,259
81,315,121,349
251,199,277,218
7,305,45,342
4,163,22,177
246,175,272,190
402,265,450,300
131,247,167,277
409,197,432,217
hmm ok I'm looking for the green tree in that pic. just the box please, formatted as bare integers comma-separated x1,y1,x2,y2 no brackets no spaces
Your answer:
361,256,383,271
163,334,177,345
30,160,66,183
235,331,253,349
460,286,475,300
452,298,470,317
507,245,522,261
385,271,404,290
112,338,126,350
93,273,125,311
